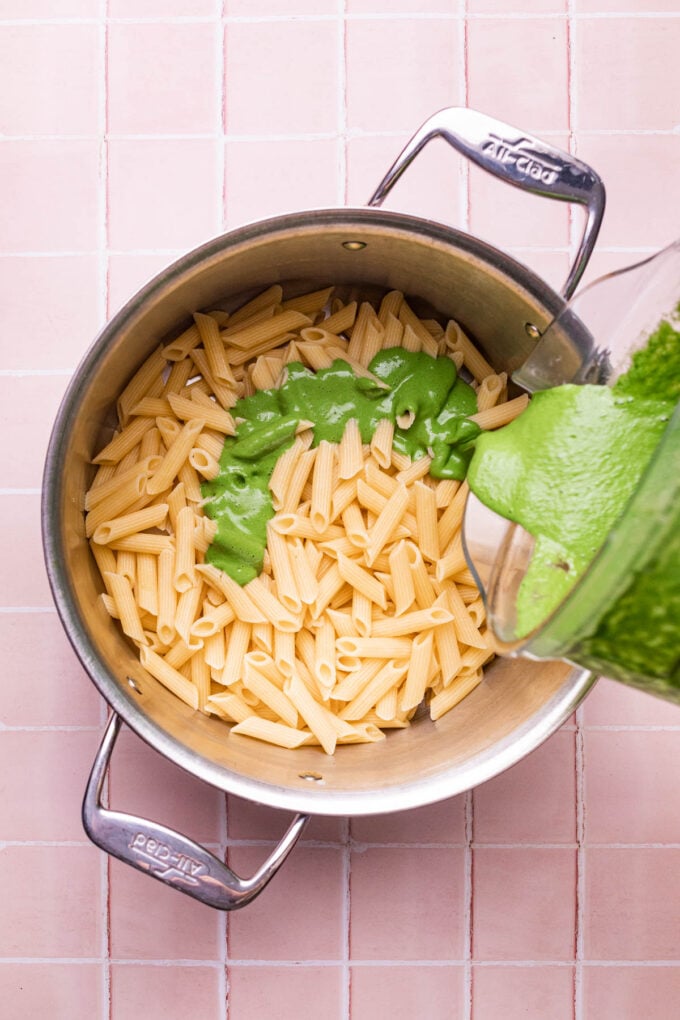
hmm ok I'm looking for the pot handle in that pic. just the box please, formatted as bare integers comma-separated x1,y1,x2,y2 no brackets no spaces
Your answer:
82,713,310,910
368,107,605,300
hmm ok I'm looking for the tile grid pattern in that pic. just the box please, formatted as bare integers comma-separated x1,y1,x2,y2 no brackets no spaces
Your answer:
1,2,680,1018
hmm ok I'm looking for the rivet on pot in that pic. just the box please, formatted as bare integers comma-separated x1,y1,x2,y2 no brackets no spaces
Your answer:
299,771,325,783
342,240,367,251
525,322,541,340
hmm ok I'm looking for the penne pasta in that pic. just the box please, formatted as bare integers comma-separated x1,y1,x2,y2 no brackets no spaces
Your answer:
370,418,394,470
338,418,364,481
167,392,235,434
92,417,153,466
337,553,387,610
351,589,372,638
476,372,507,412
282,285,333,316
140,646,199,710
314,615,336,696
173,505,197,593
243,664,298,727
414,480,440,563
85,474,148,537
430,671,483,720
336,636,412,660
194,311,234,386
273,627,296,679
266,524,301,615
382,311,404,349
339,659,409,721
444,320,495,383
230,716,313,750
196,563,266,624
469,393,529,429
228,285,282,326
433,601,462,686
378,290,403,324
310,439,335,533
245,575,300,633
401,630,435,712
365,483,410,566
322,300,357,335
220,620,252,687
370,604,453,638
147,418,206,496
86,282,509,754
136,552,159,617
388,539,416,617
444,582,488,650
174,581,204,645
104,571,147,645
284,672,338,755
117,346,167,425
191,652,212,713
222,309,312,351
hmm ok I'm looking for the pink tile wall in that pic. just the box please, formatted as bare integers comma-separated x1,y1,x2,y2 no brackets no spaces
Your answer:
2,3,679,1020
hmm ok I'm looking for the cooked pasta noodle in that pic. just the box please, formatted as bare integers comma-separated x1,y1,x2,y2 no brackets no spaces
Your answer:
86,283,508,753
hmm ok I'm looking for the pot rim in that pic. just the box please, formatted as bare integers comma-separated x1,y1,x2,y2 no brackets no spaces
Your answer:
42,206,594,816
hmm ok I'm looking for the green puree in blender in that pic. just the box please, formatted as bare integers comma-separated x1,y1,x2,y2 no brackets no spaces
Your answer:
201,350,478,585
467,320,680,683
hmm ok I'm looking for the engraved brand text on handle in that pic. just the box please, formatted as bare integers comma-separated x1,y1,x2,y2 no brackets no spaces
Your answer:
481,136,559,187
129,832,208,886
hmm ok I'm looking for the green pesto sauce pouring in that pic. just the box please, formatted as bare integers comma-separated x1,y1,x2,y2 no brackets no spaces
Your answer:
202,350,478,585
467,320,680,684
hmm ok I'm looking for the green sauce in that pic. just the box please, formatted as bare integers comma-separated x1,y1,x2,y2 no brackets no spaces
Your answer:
467,320,680,687
202,350,478,584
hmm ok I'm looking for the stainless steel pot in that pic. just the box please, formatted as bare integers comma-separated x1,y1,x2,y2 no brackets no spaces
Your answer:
42,109,603,910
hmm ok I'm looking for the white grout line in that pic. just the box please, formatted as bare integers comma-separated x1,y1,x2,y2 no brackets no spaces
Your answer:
4,956,680,967
0,841,92,848
1,128,678,143
341,817,351,1020
0,726,103,733
464,792,474,1020
2,11,680,25
6,718,676,739
458,0,470,239
97,3,108,329
228,958,680,967
100,727,111,1020
0,606,57,613
565,26,581,1009
575,707,586,1020
458,12,475,1018
97,9,111,1010
337,1,347,207
567,0,585,295
216,1,226,237
218,786,228,1014
584,725,680,731
0,132,342,141
0,368,73,376
3,837,680,849
101,831,111,1019
217,24,228,1020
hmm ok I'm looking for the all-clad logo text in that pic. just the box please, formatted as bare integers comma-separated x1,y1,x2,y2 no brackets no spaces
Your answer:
129,832,207,885
482,136,559,186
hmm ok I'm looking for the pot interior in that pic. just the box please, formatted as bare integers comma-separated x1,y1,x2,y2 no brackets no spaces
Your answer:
44,209,593,816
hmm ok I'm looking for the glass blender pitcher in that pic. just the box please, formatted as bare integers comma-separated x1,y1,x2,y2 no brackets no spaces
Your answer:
463,241,680,702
